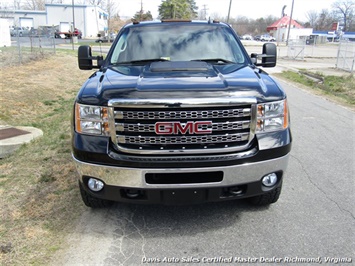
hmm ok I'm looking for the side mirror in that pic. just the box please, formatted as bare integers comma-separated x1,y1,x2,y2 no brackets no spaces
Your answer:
78,46,93,70
262,43,277,67
251,43,277,68
78,45,103,70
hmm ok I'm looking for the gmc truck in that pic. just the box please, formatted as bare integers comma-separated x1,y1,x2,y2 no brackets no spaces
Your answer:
72,20,292,208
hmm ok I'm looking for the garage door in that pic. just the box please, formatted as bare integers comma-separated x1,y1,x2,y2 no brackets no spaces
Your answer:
20,18,33,28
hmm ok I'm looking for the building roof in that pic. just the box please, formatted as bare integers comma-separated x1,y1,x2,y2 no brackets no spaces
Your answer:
267,16,304,32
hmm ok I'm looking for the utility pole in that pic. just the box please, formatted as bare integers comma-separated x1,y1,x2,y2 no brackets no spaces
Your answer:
202,4,209,20
227,0,232,23
277,5,286,46
140,0,143,21
286,0,294,46
71,0,76,50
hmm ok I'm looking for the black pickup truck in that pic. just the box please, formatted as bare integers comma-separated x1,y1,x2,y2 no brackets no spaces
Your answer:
72,20,292,207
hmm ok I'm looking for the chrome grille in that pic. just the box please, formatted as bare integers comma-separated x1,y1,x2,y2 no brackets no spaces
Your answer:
116,108,251,120
109,99,255,155
119,132,249,145
117,121,251,133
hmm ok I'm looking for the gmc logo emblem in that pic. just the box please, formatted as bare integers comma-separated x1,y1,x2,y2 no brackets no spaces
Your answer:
155,121,212,135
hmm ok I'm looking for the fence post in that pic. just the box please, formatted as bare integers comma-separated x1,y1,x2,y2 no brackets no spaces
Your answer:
336,41,341,68
17,33,22,64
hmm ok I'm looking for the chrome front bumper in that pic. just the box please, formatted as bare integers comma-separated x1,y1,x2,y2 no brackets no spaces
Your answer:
73,153,290,189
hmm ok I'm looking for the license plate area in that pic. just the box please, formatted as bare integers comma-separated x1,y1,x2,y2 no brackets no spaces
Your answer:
145,171,223,184
162,189,206,204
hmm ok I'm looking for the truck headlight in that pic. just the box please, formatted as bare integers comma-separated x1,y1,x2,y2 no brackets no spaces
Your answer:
75,103,111,136
256,99,288,132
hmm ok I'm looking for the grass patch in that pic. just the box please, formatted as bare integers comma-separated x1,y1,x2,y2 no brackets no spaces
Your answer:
0,50,88,265
279,70,355,106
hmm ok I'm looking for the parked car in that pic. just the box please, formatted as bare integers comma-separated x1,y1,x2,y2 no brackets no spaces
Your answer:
10,27,30,37
95,32,116,43
95,37,111,43
260,34,276,42
241,34,253,40
254,35,261,41
29,28,38,36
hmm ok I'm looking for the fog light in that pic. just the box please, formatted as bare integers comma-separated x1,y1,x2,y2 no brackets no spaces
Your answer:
88,178,104,192
262,173,278,187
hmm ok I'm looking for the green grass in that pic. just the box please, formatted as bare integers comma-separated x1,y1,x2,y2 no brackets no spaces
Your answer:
0,52,86,265
279,71,355,106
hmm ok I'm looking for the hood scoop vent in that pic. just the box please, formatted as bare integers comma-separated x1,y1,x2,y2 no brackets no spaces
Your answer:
150,61,209,72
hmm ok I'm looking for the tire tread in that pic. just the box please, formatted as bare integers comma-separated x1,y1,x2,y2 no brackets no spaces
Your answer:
248,184,282,206
79,182,113,208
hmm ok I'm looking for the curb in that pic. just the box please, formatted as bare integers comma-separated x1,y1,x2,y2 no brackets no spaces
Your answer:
0,125,43,158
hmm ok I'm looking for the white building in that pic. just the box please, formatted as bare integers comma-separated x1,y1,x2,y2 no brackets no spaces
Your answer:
0,3,108,38
0,9,46,30
0,18,11,46
267,16,312,42
274,27,313,42
46,4,108,38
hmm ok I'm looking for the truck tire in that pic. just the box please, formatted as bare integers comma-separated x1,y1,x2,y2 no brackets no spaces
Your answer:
248,182,282,206
79,181,113,208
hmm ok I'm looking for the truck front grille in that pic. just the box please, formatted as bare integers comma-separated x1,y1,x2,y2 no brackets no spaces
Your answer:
108,99,256,155
121,132,249,145
120,109,248,120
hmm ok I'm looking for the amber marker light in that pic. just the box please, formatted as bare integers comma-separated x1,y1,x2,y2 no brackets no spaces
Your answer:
283,99,289,129
257,104,264,117
75,103,82,133
102,107,108,120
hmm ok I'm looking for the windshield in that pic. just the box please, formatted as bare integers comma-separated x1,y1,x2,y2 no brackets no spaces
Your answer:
109,24,246,65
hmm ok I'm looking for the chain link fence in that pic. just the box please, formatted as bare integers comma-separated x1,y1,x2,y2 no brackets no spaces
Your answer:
0,35,70,68
336,40,355,73
287,39,306,60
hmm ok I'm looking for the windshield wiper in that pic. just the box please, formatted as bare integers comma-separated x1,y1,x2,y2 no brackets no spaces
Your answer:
192,58,236,64
114,58,170,65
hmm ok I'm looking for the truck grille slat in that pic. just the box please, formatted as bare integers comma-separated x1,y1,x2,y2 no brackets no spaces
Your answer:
116,121,251,133
118,133,249,145
115,108,251,120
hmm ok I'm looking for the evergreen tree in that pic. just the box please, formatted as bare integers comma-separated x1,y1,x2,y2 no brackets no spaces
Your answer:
132,10,153,22
158,0,198,20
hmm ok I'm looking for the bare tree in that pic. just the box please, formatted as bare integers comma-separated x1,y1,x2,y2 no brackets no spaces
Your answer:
231,16,251,35
253,15,278,34
87,0,105,7
22,0,45,10
306,10,319,28
106,0,119,32
315,9,335,30
332,0,355,31
13,0,21,9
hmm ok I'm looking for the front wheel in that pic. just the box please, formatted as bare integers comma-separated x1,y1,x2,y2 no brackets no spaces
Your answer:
79,181,113,208
248,182,282,206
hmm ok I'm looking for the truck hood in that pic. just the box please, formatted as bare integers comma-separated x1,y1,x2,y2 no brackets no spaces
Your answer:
77,62,285,106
